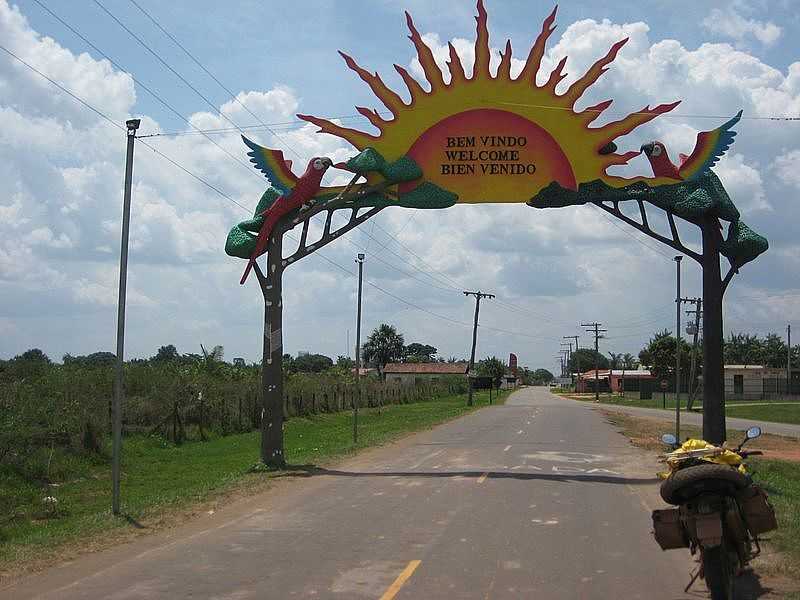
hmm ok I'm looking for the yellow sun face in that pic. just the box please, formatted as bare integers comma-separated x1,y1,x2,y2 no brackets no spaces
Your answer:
299,2,682,204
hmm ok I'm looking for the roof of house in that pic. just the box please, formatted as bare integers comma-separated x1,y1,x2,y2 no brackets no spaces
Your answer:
724,365,766,370
578,369,610,379
383,362,469,374
608,369,653,377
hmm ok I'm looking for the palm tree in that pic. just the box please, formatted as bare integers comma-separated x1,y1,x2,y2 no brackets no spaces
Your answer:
608,352,623,369
362,324,405,378
622,353,639,369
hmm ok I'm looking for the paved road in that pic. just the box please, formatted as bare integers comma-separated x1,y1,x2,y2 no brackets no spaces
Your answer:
599,403,800,438
8,388,696,599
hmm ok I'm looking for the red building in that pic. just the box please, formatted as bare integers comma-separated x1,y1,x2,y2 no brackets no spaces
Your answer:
576,369,655,393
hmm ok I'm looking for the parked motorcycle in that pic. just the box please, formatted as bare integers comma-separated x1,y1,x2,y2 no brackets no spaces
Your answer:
651,427,778,600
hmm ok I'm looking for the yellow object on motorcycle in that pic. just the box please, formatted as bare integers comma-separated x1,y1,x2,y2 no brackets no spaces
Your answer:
658,438,747,480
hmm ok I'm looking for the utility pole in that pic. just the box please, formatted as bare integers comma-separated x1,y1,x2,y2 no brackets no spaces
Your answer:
112,118,140,516
561,342,573,373
354,253,365,443
555,355,565,378
464,291,494,406
565,335,580,389
788,324,792,397
685,297,702,411
581,322,607,401
560,349,570,378
674,256,683,440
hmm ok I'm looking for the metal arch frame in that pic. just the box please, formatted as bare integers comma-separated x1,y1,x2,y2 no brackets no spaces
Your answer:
593,197,739,443
593,198,740,290
251,185,743,467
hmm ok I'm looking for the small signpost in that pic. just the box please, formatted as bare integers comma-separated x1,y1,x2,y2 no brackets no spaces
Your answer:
661,379,669,409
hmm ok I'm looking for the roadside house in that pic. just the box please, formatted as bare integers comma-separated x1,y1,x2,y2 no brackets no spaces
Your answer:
724,365,789,400
575,368,656,393
383,362,469,385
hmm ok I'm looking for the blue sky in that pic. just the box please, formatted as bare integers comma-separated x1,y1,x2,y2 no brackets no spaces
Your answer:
1,0,799,373
13,0,800,129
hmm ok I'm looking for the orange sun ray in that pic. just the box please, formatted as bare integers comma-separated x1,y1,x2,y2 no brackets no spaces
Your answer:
473,0,491,79
405,11,446,91
497,39,513,80
597,102,682,144
580,99,614,125
543,56,568,91
394,63,426,104
447,42,467,84
517,5,558,84
295,113,377,148
338,51,405,116
562,38,628,106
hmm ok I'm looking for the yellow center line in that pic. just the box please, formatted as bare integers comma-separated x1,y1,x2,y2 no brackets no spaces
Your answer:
379,560,422,600
477,472,489,483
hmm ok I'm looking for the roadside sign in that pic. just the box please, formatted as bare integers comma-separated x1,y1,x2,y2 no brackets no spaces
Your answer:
660,379,669,390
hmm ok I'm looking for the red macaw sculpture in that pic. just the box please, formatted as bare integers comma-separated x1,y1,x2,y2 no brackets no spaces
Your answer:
240,156,333,284
639,111,742,181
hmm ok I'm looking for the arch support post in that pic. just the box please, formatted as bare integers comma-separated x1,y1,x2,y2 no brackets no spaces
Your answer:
254,233,286,469
701,215,726,445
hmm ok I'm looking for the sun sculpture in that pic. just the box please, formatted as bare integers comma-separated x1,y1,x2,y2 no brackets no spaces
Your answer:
226,1,768,466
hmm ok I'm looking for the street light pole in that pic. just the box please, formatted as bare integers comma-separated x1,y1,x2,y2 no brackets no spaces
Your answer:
354,253,365,443
112,118,140,516
674,255,683,441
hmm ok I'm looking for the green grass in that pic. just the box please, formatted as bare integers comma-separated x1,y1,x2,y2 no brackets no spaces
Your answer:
749,459,800,583
0,389,507,575
564,392,800,425
725,404,800,426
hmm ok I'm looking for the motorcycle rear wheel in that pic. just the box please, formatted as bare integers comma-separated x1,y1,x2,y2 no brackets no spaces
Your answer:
660,463,749,505
703,542,736,600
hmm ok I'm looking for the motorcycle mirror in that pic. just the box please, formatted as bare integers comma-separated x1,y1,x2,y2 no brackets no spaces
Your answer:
746,426,762,440
661,433,678,446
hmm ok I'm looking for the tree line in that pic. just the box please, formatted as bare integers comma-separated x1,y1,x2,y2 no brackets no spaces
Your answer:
558,329,797,384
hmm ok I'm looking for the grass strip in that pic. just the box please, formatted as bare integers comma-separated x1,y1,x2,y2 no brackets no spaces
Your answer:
559,392,800,426
1,389,508,577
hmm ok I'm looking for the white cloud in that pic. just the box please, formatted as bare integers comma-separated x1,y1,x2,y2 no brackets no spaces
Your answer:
0,0,796,370
702,7,782,47
773,150,800,189
713,153,770,213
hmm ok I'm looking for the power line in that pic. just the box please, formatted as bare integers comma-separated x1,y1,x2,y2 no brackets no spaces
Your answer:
0,43,123,131
31,0,263,184
496,100,800,122
125,0,302,160
137,113,372,138
91,1,244,134
140,104,800,138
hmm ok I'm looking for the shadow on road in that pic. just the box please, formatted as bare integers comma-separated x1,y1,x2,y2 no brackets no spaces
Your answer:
734,569,779,599
276,464,658,486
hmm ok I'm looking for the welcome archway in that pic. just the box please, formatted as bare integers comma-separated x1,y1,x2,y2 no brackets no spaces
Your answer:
225,1,768,467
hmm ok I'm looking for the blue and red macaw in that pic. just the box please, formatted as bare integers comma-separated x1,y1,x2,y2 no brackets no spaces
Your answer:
239,136,333,284
640,111,742,180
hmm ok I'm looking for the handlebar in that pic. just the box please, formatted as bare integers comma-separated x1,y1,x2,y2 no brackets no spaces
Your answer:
741,450,763,457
